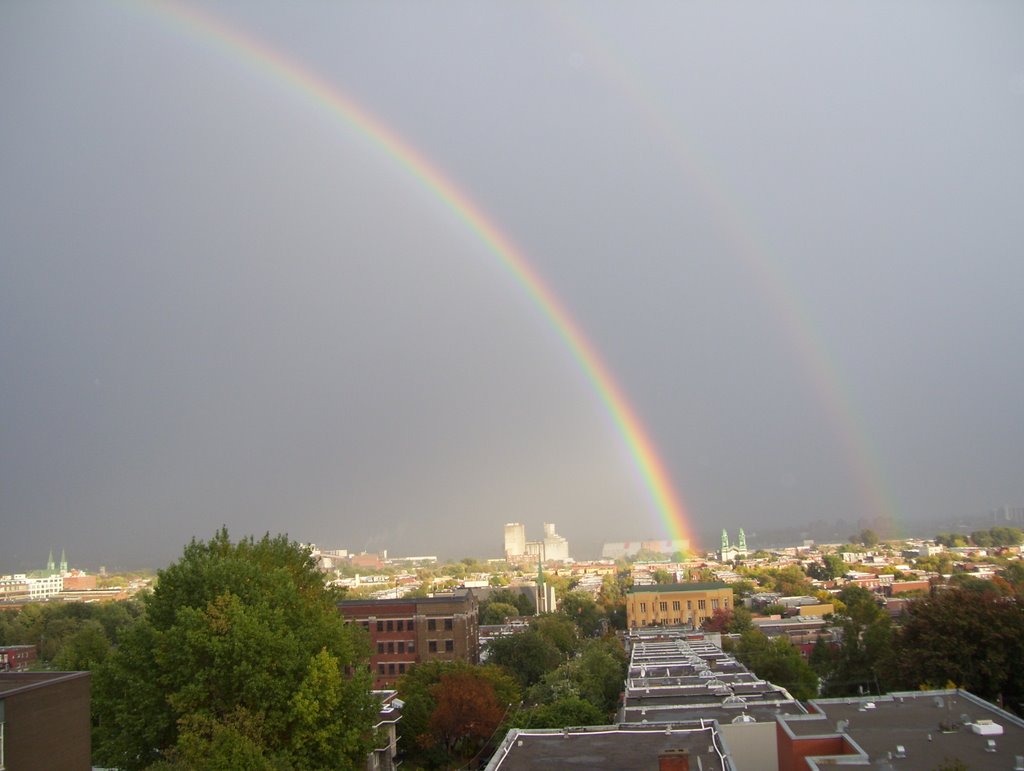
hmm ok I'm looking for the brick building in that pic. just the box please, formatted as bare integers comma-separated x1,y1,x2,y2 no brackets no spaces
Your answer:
627,582,733,628
0,671,91,770
0,645,37,673
339,593,479,688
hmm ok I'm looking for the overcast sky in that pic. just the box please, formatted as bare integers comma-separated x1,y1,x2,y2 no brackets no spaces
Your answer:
2,1,1023,570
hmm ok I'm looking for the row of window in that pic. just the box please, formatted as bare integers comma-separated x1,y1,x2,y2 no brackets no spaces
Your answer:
377,641,415,655
378,662,412,676
637,598,726,613
375,639,456,655
367,617,455,633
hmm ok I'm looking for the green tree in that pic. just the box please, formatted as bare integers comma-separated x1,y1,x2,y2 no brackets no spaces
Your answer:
521,696,604,728
487,588,535,617
733,629,818,701
895,588,1024,715
92,529,377,770
819,586,894,697
859,529,880,547
532,613,580,657
481,602,521,625
558,591,604,637
486,630,562,688
51,619,110,671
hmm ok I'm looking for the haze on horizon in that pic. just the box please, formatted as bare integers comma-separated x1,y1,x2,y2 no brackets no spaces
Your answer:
2,1,1023,571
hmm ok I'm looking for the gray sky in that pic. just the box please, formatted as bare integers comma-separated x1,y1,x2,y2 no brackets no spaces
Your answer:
2,1,1023,570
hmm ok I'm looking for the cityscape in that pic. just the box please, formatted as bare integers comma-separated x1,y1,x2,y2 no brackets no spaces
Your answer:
2,515,1024,768
4,1,1024,769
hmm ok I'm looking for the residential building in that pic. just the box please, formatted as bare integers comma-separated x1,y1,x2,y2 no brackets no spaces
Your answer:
776,690,1024,770
339,593,479,688
0,671,91,770
486,723,735,770
368,690,402,771
627,582,733,628
0,646,37,673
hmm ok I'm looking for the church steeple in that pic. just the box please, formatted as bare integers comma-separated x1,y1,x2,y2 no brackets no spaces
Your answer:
738,528,747,552
46,549,55,573
59,548,68,573
721,529,730,551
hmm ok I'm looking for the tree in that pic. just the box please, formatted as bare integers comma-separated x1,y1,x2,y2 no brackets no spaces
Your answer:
652,569,674,584
486,629,562,687
859,529,880,547
558,591,604,637
486,588,535,617
733,629,818,701
429,670,505,756
895,588,1024,715
481,602,520,625
92,529,377,770
532,613,580,657
521,696,604,728
819,586,894,697
397,661,518,768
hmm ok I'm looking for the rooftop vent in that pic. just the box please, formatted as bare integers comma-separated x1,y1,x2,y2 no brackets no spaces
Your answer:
894,745,906,759
986,738,997,752
1013,755,1023,770
836,720,849,733
731,713,756,724
934,696,945,708
971,720,1004,736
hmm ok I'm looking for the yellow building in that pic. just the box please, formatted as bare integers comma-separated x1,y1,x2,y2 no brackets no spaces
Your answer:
627,582,733,628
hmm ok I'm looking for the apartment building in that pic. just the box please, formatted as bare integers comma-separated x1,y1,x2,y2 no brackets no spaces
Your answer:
627,582,734,628
339,593,479,688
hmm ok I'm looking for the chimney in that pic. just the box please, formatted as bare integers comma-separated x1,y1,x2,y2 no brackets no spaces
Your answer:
658,748,690,771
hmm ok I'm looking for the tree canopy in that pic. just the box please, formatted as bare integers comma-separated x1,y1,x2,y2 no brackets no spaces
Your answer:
92,529,377,770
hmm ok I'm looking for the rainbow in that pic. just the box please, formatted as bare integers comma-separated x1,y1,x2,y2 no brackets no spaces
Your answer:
132,1,696,547
547,8,901,532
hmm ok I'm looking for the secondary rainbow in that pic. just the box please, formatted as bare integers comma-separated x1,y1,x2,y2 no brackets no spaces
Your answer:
134,0,695,547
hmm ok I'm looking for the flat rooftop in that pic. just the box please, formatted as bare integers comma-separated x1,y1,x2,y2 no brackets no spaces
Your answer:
0,671,89,697
486,724,732,770
781,691,1024,768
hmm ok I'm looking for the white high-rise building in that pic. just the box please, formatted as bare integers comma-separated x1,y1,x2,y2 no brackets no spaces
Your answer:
542,522,570,563
504,522,526,560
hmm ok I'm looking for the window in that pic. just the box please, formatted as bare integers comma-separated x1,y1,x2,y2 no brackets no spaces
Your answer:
428,619,437,631
659,602,668,612
724,599,729,609
408,642,415,654
672,601,680,611
387,642,394,654
640,602,647,613
388,663,395,675
377,642,385,654
408,620,415,632
445,640,454,652
377,620,384,632
378,664,385,675
444,618,453,631
396,620,403,632
429,641,438,653
399,663,406,674
386,620,394,632
698,599,706,610
687,600,692,610
712,599,719,610
398,641,405,654
362,620,369,629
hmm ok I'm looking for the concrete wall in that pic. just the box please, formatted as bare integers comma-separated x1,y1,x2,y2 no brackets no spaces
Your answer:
719,720,778,771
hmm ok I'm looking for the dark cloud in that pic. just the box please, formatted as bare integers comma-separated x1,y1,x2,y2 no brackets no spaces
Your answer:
2,1,1023,569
